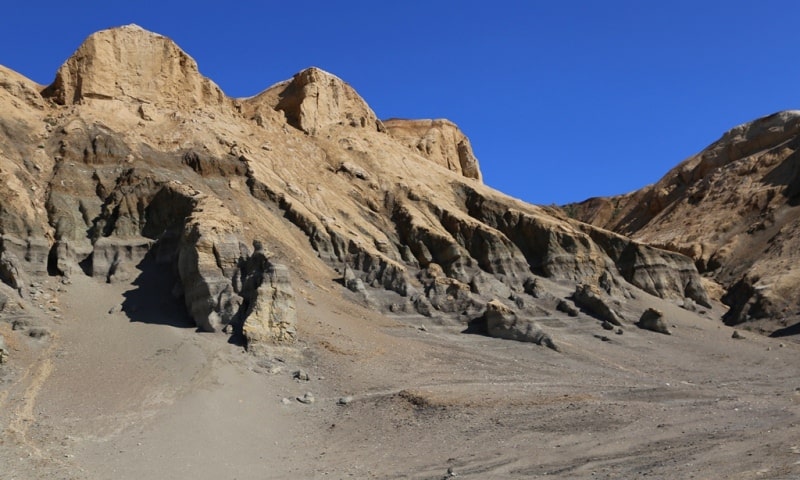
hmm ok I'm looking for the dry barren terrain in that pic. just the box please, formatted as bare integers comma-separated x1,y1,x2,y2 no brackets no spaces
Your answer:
1,25,799,479
1,268,799,479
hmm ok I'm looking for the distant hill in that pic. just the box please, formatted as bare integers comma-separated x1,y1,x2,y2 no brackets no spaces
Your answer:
566,110,800,334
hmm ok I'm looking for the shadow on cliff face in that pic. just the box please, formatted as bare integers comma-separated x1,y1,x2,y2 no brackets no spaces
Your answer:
121,254,194,329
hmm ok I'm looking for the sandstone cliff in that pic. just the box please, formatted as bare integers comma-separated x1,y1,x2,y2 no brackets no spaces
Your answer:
0,25,711,354
41,24,228,110
242,67,382,136
567,110,800,332
383,118,482,181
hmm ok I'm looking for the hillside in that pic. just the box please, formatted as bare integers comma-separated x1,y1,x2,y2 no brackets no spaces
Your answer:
0,24,714,349
567,111,800,334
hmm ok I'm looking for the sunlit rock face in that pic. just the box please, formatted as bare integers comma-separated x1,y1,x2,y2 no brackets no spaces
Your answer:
0,25,712,353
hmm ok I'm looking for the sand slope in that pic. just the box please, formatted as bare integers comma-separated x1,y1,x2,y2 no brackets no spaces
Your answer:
2,268,798,479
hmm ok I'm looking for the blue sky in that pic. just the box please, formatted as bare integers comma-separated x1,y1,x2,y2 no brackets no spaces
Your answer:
2,1,798,204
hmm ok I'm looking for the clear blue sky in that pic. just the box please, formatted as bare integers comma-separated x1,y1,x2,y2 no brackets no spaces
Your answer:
2,1,798,205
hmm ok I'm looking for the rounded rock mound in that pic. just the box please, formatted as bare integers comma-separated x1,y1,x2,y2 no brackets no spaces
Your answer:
42,24,228,110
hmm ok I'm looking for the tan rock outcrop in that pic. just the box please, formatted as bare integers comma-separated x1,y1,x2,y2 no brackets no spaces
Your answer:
42,24,228,110
0,65,45,110
243,67,382,136
240,247,297,352
177,193,246,332
383,118,482,181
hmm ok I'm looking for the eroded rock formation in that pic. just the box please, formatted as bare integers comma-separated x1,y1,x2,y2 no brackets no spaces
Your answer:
242,67,381,136
384,118,482,181
567,110,800,332
42,24,228,109
0,25,714,354
483,300,557,350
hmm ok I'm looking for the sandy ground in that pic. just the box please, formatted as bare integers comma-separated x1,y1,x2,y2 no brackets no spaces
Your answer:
1,270,799,479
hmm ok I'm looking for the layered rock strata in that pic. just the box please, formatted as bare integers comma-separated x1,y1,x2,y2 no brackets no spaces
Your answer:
0,25,711,353
383,118,482,181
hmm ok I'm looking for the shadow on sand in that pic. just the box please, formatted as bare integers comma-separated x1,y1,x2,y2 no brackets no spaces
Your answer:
770,321,800,338
121,255,195,329
461,315,488,336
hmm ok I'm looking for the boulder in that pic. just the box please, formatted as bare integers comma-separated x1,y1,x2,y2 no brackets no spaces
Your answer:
556,299,579,317
342,265,366,294
637,308,671,335
484,300,557,351
523,277,546,298
572,284,624,326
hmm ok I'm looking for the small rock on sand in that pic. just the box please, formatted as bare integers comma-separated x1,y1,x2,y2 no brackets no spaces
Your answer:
637,308,671,335
297,392,315,404
0,334,7,364
293,369,310,381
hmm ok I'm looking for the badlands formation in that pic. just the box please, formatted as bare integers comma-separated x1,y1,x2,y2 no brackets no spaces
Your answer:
0,25,798,479
567,111,800,334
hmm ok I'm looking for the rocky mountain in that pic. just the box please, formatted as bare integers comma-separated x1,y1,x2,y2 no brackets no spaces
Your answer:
0,24,712,354
566,111,800,334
